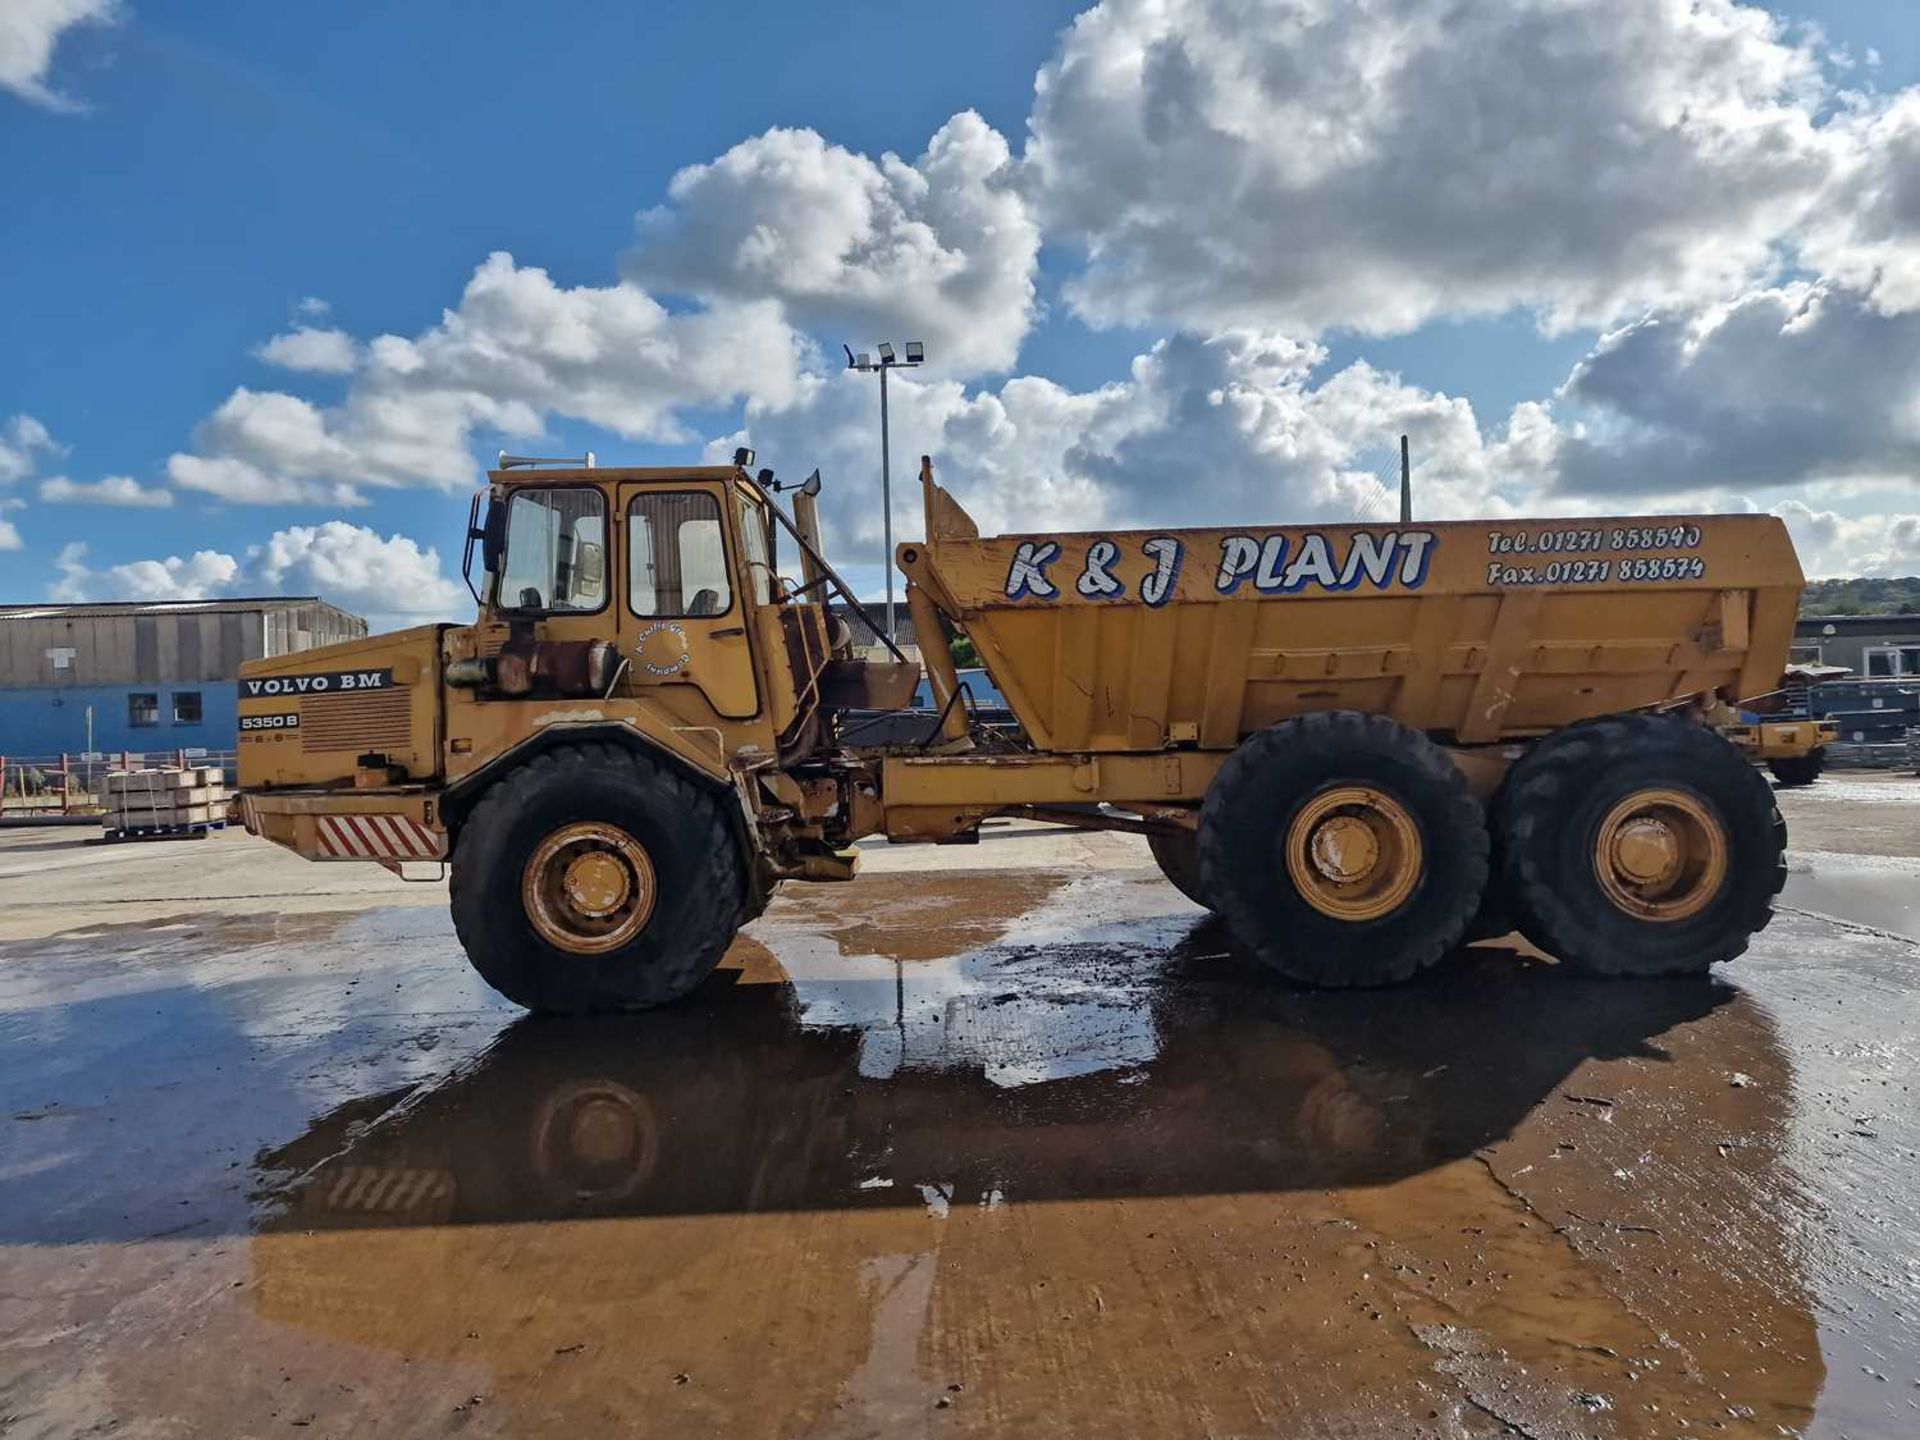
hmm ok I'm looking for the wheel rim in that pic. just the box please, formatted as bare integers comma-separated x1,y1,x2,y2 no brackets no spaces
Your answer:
530,1080,659,1203
1284,786,1424,922
522,820,658,954
1591,788,1727,922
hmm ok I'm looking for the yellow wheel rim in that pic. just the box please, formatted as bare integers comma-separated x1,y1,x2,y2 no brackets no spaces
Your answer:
531,1080,660,1204
523,821,658,955
1591,788,1727,922
1284,786,1424,922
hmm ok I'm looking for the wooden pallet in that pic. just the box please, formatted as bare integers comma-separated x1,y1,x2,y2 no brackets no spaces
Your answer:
91,822,225,845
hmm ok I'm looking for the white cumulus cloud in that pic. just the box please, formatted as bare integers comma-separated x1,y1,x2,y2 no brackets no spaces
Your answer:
1774,501,1920,578
0,0,120,110
49,523,472,631
1554,284,1920,497
254,326,361,375
721,330,1549,557
38,474,172,507
250,521,470,623
1026,0,1853,336
0,519,21,552
52,542,239,603
168,252,807,505
631,112,1040,377
0,414,58,482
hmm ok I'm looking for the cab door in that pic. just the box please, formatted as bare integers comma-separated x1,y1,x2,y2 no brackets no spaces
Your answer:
618,484,760,720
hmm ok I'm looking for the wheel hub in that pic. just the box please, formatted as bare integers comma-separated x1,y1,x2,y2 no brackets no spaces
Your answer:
1309,815,1381,883
1610,817,1680,886
563,851,631,917
522,821,658,955
1285,786,1423,922
1592,788,1728,922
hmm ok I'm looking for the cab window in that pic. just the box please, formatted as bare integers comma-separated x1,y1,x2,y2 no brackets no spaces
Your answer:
739,495,773,606
497,488,607,613
629,491,732,618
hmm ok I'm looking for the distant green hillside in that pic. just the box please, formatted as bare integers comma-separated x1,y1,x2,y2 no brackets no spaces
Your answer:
1799,577,1920,617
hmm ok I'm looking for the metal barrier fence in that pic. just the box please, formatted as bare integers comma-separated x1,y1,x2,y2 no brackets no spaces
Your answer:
0,751,238,816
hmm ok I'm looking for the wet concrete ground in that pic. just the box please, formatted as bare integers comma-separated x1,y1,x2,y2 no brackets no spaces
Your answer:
1,780,1918,1439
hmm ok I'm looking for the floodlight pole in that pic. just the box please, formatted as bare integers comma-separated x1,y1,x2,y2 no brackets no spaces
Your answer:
880,363,893,643
847,342,925,645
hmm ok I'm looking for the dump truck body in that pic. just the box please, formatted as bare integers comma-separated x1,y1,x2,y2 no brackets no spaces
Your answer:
237,455,1800,1012
903,488,1800,750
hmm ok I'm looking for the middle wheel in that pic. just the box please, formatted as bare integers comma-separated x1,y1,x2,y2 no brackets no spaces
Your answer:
1197,711,1489,987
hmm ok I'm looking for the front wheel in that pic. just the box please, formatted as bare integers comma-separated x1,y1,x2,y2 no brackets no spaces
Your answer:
451,743,747,1013
1197,711,1489,987
1494,715,1784,977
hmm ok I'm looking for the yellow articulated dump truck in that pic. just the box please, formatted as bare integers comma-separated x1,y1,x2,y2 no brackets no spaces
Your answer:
236,453,1800,1011
1722,717,1839,787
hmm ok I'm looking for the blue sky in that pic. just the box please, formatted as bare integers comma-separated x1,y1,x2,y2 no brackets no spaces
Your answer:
3,1,1918,620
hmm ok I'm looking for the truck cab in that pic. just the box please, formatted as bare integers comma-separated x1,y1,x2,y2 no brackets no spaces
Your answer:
235,457,917,901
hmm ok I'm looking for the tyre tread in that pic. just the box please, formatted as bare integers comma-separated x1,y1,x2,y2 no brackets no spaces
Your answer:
1197,710,1488,987
449,743,746,1012
1495,714,1784,976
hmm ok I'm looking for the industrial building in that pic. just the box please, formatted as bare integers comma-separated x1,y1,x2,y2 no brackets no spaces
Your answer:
1792,613,1920,678
0,598,366,757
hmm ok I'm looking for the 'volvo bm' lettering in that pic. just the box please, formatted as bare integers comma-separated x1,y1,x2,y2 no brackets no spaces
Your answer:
241,669,393,698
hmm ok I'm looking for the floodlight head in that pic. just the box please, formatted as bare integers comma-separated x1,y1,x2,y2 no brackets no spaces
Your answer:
757,468,776,488
732,446,756,469
877,341,896,363
856,352,872,370
799,468,822,497
904,340,925,364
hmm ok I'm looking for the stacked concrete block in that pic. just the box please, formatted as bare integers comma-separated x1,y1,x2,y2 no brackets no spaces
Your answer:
103,767,230,836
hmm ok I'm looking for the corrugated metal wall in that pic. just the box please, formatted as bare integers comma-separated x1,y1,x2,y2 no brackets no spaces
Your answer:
0,603,367,689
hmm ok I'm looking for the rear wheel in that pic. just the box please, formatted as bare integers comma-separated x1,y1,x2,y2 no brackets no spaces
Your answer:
1197,711,1488,987
1494,715,1784,977
1768,750,1824,788
451,744,747,1013
1147,829,1210,909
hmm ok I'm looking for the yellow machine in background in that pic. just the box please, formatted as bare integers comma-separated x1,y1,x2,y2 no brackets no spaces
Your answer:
1721,717,1839,787
237,453,1801,1011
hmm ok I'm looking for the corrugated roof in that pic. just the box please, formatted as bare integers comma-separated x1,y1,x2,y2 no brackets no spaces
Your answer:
0,596,331,621
1796,613,1920,631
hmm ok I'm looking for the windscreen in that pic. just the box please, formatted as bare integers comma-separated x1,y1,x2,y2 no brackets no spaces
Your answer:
497,488,608,613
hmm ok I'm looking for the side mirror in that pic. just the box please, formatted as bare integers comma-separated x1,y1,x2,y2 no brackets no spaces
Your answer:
481,498,506,573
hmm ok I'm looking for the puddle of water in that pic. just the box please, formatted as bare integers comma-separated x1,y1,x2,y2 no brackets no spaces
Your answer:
8,867,1918,1437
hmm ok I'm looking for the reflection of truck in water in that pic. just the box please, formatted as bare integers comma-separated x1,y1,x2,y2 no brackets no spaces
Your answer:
234,454,1801,1010
253,948,1730,1230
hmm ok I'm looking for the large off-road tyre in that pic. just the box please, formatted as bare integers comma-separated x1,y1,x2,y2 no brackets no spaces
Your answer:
1148,829,1210,909
1767,750,1824,788
1197,711,1489,987
451,743,747,1013
1494,714,1784,977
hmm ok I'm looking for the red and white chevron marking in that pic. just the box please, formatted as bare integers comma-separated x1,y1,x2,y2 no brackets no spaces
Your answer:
315,814,445,862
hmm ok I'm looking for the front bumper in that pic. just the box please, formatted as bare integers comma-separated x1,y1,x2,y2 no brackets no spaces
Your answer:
239,788,448,864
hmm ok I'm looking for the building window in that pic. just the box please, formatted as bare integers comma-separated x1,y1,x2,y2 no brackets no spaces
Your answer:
128,693,159,727
172,691,203,725
1864,645,1920,678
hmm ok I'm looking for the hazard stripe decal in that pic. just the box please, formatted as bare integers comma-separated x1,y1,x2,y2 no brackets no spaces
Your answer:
314,814,445,862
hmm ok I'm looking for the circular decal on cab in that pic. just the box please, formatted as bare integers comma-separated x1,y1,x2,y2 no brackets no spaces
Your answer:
635,622,692,676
